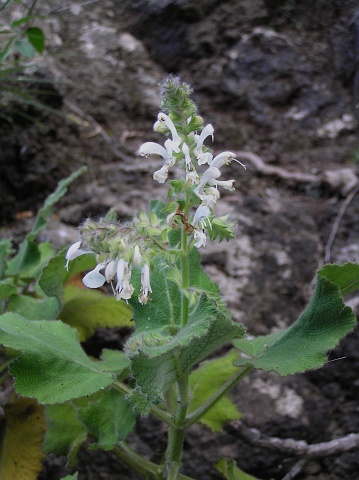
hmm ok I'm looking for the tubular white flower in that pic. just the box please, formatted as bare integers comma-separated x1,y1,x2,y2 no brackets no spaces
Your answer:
105,259,118,283
193,205,211,230
195,124,214,165
195,124,214,151
65,241,89,270
82,263,106,288
215,179,236,191
194,166,221,195
211,151,246,169
193,229,207,248
116,259,134,301
155,112,181,152
186,170,200,186
182,143,192,171
153,163,170,183
138,263,152,305
197,187,220,208
133,245,142,267
139,142,173,163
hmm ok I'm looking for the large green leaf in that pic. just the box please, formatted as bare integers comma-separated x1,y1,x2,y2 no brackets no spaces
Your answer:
126,254,245,409
234,274,356,375
6,167,87,277
74,389,136,450
189,350,241,432
60,286,133,341
0,313,115,404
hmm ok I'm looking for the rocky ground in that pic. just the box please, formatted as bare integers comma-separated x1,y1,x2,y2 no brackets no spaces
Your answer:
1,1,359,479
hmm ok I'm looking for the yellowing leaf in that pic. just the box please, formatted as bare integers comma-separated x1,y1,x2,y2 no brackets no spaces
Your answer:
189,350,241,432
0,398,46,480
61,285,133,341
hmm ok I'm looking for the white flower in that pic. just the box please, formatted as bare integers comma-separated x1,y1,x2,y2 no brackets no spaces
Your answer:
154,112,181,152
194,166,221,196
193,205,211,230
138,263,152,305
193,229,207,248
105,259,118,283
133,245,142,267
182,143,200,185
197,186,220,208
195,124,214,165
153,163,170,183
82,263,107,288
216,179,236,191
186,170,200,186
139,140,175,166
65,241,89,270
211,151,245,170
115,259,134,302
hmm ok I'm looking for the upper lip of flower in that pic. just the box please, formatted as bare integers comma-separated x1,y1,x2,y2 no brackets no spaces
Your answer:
65,241,90,269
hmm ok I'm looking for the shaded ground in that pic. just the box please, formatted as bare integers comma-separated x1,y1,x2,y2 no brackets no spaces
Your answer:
1,1,359,479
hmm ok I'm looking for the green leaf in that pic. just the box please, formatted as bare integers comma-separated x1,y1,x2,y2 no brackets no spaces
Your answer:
207,215,235,242
319,262,359,296
234,274,356,375
25,27,45,53
216,458,260,480
60,474,79,480
0,313,115,404
0,278,17,301
7,294,59,320
43,403,87,464
39,250,97,312
60,285,133,341
6,167,87,277
189,350,241,432
14,38,35,58
74,389,136,450
0,238,12,278
99,349,130,375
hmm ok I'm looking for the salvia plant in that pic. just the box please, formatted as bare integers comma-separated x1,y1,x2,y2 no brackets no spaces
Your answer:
0,77,358,480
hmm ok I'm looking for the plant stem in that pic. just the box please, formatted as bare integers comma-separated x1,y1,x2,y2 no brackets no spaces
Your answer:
165,218,191,479
113,441,161,478
185,365,253,427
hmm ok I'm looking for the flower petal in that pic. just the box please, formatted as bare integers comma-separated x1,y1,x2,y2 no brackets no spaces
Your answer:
83,264,106,288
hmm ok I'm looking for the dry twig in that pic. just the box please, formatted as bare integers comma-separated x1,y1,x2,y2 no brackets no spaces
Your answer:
324,182,359,263
232,421,359,458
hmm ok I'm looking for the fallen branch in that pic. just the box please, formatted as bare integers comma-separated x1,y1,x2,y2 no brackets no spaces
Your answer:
236,151,358,196
236,151,319,184
232,421,359,458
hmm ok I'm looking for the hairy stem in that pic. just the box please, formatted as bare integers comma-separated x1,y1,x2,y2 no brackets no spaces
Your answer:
185,365,253,427
113,441,161,478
